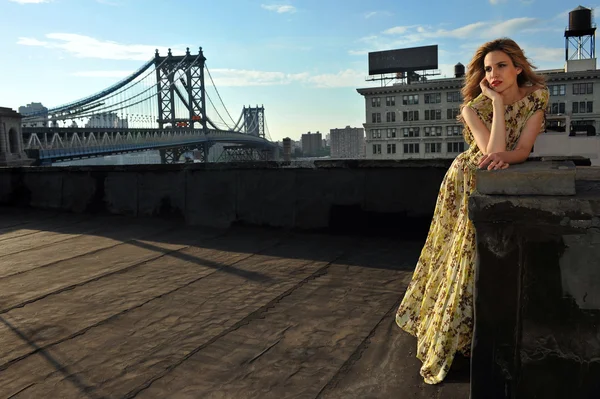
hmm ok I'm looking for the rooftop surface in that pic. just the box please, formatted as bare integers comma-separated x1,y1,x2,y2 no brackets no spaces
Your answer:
0,208,469,399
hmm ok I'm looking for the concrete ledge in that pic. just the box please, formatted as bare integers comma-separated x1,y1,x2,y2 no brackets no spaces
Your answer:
476,161,576,196
469,178,600,399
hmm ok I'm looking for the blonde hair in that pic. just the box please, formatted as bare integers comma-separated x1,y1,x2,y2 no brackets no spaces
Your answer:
461,38,545,105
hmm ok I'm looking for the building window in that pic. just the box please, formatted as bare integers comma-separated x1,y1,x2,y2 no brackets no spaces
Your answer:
425,142,442,153
370,129,382,139
447,108,460,120
402,127,420,137
550,102,566,114
447,91,462,102
423,126,442,137
387,143,397,154
549,84,566,96
386,128,396,138
424,93,441,104
372,113,381,123
403,110,419,121
386,96,396,106
424,126,443,136
573,83,593,95
386,111,396,122
402,94,419,105
403,143,420,154
372,144,382,155
371,97,381,107
446,126,462,136
574,101,594,113
424,109,442,120
447,142,465,153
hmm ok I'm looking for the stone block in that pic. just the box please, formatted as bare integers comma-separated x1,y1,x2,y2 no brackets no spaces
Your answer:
0,170,12,203
364,167,445,216
186,170,236,228
138,171,185,218
294,169,365,229
23,171,63,209
103,172,138,216
476,161,576,196
61,172,98,213
236,169,296,228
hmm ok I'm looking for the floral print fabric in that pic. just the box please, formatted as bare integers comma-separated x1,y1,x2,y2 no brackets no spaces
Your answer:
395,87,549,384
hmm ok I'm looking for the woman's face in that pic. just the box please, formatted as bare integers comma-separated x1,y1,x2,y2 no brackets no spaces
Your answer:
483,50,522,93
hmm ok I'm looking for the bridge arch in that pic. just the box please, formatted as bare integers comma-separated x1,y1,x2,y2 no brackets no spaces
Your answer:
8,128,19,154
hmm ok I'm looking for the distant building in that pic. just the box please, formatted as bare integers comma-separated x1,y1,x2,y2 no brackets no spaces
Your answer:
19,102,48,127
85,113,129,128
330,126,365,158
301,131,323,157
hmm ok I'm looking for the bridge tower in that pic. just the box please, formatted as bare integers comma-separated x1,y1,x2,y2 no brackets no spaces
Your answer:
242,105,265,138
0,107,33,166
155,47,210,163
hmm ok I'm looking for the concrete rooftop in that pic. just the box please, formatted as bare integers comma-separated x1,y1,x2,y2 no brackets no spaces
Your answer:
0,208,469,399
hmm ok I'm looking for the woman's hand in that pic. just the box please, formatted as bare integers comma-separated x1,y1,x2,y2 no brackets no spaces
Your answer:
480,78,502,103
479,152,509,170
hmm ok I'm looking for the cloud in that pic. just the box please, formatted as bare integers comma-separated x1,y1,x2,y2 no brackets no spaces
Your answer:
350,18,537,55
17,33,186,60
8,0,50,3
205,68,364,88
261,4,296,13
489,0,507,4
523,46,564,63
365,11,393,19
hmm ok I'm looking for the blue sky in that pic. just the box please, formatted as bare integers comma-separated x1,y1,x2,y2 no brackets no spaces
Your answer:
0,0,588,141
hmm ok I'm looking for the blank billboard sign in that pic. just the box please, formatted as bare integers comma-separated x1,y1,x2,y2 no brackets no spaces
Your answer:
368,45,438,75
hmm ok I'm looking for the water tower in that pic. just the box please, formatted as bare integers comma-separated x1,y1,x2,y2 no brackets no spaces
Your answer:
565,5,597,72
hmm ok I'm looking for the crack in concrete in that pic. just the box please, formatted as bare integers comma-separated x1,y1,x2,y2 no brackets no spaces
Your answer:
7,382,36,398
0,225,181,282
0,231,273,372
0,216,93,243
314,297,402,398
122,246,354,399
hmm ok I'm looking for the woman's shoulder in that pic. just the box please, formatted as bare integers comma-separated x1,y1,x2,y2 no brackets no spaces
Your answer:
525,85,549,102
467,93,489,108
522,85,549,110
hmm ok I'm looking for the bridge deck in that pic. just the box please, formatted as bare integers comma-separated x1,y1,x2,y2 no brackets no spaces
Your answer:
0,209,469,399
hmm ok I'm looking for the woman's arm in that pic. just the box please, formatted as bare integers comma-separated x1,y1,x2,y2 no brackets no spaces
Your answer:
478,110,545,169
461,79,508,155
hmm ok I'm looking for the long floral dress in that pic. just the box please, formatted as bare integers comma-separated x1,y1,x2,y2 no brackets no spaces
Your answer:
395,87,549,384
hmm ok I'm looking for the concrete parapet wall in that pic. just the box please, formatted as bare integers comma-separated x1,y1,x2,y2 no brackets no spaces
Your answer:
469,165,600,399
0,159,452,232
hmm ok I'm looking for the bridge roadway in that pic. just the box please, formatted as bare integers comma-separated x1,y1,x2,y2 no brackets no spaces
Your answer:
22,127,277,164
0,208,469,398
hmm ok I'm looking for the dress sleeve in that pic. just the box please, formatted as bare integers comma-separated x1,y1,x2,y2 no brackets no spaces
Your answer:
460,95,484,146
530,87,550,133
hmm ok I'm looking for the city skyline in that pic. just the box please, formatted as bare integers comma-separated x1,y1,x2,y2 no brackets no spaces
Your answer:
0,0,586,141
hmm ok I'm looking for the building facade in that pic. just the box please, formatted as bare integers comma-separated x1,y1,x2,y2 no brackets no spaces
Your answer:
301,131,323,157
357,66,600,162
330,126,365,158
357,77,467,160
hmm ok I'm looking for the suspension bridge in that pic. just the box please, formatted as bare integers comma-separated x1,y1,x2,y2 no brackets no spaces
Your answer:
20,47,279,165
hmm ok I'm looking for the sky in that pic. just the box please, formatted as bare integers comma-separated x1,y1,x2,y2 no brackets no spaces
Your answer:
0,0,591,141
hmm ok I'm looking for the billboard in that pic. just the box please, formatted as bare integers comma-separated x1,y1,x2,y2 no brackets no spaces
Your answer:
368,45,438,75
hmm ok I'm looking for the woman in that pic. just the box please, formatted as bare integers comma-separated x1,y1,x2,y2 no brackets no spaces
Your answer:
395,38,549,384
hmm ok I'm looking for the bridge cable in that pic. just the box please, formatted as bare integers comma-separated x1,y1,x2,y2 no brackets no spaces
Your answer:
204,65,237,126
48,53,201,121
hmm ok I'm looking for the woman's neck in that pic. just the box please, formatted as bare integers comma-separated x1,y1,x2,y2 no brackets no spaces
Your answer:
499,84,524,105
